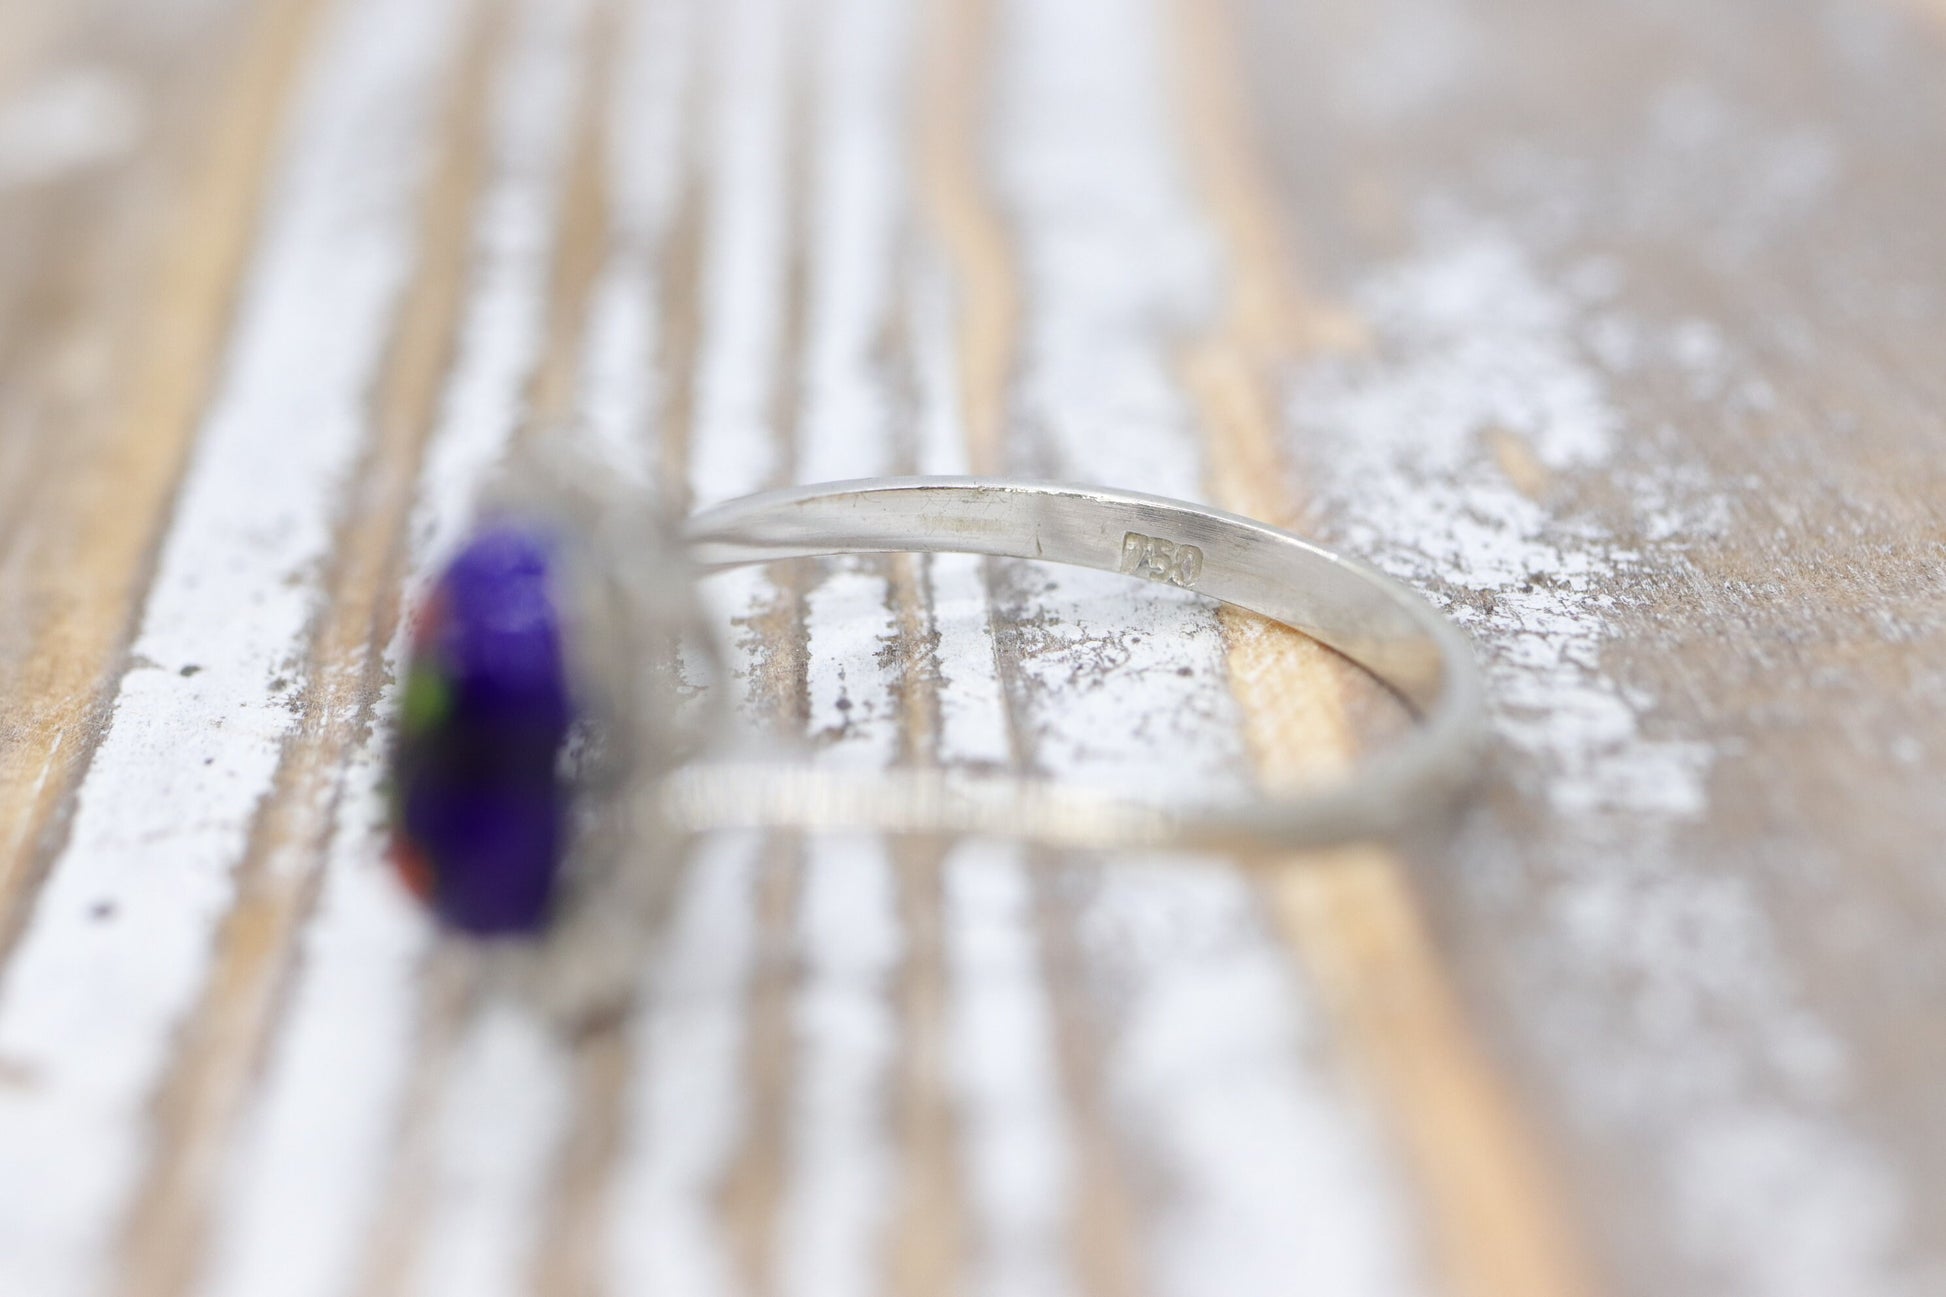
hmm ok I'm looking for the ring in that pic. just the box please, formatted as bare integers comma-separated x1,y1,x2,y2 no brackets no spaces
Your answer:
389,455,1484,935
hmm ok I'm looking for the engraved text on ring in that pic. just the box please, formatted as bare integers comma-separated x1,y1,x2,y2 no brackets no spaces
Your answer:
1119,531,1204,588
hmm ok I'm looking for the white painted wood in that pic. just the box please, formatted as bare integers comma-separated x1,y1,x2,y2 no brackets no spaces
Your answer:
685,0,793,513
987,3,1426,1296
397,0,601,1286
203,2,593,1291
606,830,766,1297
780,832,903,1297
610,1,795,1293
907,159,1074,1297
6,0,1944,1292
796,0,906,488
579,0,692,490
1289,211,1904,1297
775,6,910,1293
0,2,464,1292
909,261,1016,772
412,1003,572,1297
941,839,1072,1297
199,797,428,1297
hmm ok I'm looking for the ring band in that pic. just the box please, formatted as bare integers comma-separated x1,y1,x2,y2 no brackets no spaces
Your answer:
665,477,1485,852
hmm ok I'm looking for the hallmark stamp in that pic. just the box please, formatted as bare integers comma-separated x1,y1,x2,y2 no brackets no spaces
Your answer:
1118,531,1204,588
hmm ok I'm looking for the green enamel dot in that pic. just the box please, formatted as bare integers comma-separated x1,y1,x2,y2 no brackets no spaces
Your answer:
402,665,453,735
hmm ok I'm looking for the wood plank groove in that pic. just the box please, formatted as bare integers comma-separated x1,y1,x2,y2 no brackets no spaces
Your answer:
0,2,473,1291
913,10,1180,1292
347,950,482,1297
0,10,159,583
0,0,328,968
616,1,816,1290
528,1026,632,1297
882,553,963,1296
974,8,1439,1297
713,7,815,1282
653,178,707,511
364,3,617,1292
916,0,1012,478
524,0,617,444
0,2,135,402
1168,4,1597,1297
6,1,1946,1294
109,2,502,1291
1024,858,1152,1297
193,2,597,1293
718,841,804,1297
512,6,647,1285
883,838,967,1297
525,5,701,1287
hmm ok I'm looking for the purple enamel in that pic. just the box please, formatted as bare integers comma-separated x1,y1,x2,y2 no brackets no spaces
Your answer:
392,523,575,934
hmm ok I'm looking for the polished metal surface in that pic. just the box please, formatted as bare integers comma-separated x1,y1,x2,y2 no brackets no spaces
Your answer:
665,477,1486,850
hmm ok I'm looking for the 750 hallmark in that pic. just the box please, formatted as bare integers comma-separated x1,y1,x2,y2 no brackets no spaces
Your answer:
1118,531,1204,588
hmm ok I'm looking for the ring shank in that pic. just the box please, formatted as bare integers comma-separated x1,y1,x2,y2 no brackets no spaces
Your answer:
671,477,1484,850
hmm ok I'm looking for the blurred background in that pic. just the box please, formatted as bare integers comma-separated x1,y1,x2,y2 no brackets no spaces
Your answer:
4,1,1946,1296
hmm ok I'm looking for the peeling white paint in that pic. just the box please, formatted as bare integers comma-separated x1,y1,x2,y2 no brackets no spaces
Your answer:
203,1,594,1293
611,0,795,1292
410,1004,573,1297
782,834,902,1297
199,778,430,1297
942,839,1072,1297
803,564,900,766
993,0,1249,804
992,3,1425,1295
910,197,1072,1296
607,833,763,1297
778,6,910,1293
0,2,463,1293
580,0,693,487
1289,220,1908,1296
910,262,1013,771
685,0,793,509
393,1,600,1290
1674,1103,1905,1297
1292,229,1711,818
1079,867,1422,1297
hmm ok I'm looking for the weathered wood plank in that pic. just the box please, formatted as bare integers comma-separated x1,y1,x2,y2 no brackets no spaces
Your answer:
965,10,1455,1293
5,0,1946,1294
1229,1,1946,1294
0,0,315,953
202,3,600,1294
0,4,466,1294
117,5,505,1293
402,6,610,1293
1169,2,1596,1294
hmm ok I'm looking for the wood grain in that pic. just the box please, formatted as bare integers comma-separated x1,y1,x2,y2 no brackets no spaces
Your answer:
114,3,501,1291
1171,3,1594,1295
0,0,320,958
4,0,1946,1295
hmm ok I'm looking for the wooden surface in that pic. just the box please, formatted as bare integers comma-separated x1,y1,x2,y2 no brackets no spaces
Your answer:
2,0,1945,1294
